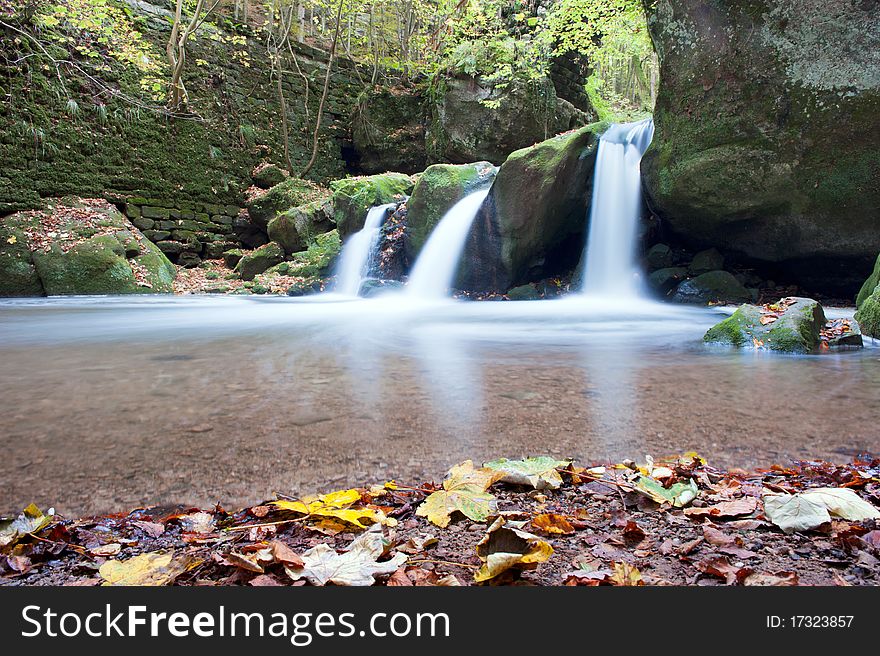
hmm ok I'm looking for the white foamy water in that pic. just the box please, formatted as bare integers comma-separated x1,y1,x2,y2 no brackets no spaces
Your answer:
333,203,396,296
406,189,490,299
581,118,654,297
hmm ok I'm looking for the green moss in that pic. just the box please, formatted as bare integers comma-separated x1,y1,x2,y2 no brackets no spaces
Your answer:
406,162,495,256
330,174,414,237
704,297,825,353
247,178,330,228
266,229,341,281
855,288,880,338
235,242,285,281
703,305,761,346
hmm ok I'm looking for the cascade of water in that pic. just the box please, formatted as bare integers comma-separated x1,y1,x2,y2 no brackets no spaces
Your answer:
405,189,490,299
333,203,396,296
580,118,654,297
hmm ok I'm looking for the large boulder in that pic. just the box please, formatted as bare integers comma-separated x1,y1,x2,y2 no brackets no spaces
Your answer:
704,297,853,353
855,288,880,339
0,199,175,296
330,173,413,238
262,230,342,287
235,241,285,281
426,74,593,166
245,178,329,229
642,0,880,296
351,86,427,175
855,252,880,308
267,198,334,255
458,123,604,292
406,162,497,259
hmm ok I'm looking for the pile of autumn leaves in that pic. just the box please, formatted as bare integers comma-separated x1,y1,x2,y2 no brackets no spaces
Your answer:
2,455,879,586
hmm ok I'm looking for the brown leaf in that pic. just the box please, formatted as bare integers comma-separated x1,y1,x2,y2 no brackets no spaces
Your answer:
131,521,165,538
270,541,304,567
248,574,284,587
386,568,413,586
676,537,703,556
684,497,758,519
532,513,575,535
696,556,750,585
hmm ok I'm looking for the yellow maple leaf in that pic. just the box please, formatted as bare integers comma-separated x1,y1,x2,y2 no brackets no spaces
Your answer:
474,517,554,582
416,460,504,528
271,489,385,530
99,552,199,586
6,235,17,244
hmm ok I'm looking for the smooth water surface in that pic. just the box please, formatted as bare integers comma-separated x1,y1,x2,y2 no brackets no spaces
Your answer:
1,294,878,515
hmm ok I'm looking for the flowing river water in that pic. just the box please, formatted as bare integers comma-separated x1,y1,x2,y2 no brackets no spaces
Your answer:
1,294,878,516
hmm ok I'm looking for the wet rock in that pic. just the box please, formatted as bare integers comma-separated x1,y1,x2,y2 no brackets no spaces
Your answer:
642,0,880,296
203,241,238,259
671,270,752,305
235,242,285,281
506,284,541,301
704,297,828,353
688,248,724,276
177,252,202,268
855,288,880,339
266,230,341,282
648,266,689,295
646,243,674,271
406,161,496,259
460,123,603,292
359,279,404,298
856,252,880,308
331,173,413,238
223,249,244,269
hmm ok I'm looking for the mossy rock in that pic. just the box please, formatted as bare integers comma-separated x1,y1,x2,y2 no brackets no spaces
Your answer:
671,270,752,305
645,243,674,272
688,248,724,276
330,173,414,237
406,162,496,259
855,288,880,338
506,283,541,301
252,163,289,190
1,200,175,296
642,0,880,296
855,252,880,308
459,123,606,292
235,242,285,281
267,229,341,284
704,297,827,353
648,266,688,295
246,178,329,228
223,249,244,268
0,226,44,296
352,86,427,175
267,198,333,255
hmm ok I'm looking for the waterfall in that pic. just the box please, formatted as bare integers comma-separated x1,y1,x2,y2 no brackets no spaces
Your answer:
406,189,490,299
333,203,396,296
580,118,654,297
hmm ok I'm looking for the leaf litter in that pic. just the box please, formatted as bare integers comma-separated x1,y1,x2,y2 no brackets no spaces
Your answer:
2,454,879,586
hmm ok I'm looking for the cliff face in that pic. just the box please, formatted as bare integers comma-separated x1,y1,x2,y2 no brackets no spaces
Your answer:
642,0,880,295
0,1,364,213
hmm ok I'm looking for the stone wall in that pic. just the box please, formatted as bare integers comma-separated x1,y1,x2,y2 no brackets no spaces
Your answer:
0,1,366,215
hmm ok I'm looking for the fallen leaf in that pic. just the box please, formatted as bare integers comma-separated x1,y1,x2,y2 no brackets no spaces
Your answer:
0,504,52,548
285,527,406,586
90,543,122,557
99,552,197,586
416,461,502,528
695,556,750,585
483,456,568,490
272,489,386,530
532,513,575,535
800,488,880,522
474,516,553,582
610,561,644,586
270,541,304,567
131,520,165,538
743,571,799,586
398,534,438,554
248,574,284,586
179,512,215,534
635,476,698,508
6,235,16,244
763,493,830,533
684,497,758,518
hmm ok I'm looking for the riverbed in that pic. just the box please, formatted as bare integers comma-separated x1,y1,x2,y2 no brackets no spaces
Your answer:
1,294,877,516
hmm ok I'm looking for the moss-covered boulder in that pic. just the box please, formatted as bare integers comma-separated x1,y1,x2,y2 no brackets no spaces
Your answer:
855,288,880,338
263,230,342,287
458,123,604,291
245,178,329,228
267,198,334,255
671,270,752,305
0,199,175,296
642,0,880,296
648,266,689,295
688,248,724,276
235,241,285,281
426,74,592,166
645,243,674,272
704,297,830,353
352,86,427,175
330,174,413,238
252,163,289,190
406,162,497,259
856,252,880,308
